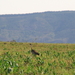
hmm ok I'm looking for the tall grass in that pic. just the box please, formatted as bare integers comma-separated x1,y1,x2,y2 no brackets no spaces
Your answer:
0,42,75,75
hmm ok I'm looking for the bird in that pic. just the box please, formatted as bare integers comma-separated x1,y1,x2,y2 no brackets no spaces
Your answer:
31,49,39,55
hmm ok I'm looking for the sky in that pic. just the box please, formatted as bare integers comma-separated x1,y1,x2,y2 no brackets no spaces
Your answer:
0,0,75,15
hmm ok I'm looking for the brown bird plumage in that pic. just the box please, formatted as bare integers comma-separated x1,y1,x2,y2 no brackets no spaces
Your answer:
31,49,39,55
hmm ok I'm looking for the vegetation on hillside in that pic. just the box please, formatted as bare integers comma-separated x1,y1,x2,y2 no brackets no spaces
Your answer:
0,42,75,75
0,11,75,43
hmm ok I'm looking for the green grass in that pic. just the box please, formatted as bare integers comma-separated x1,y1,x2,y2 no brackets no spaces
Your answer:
0,42,75,75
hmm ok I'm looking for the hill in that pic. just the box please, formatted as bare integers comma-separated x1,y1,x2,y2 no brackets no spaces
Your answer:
0,11,75,43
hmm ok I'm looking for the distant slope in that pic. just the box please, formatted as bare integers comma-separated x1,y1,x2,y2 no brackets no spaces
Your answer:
0,11,75,43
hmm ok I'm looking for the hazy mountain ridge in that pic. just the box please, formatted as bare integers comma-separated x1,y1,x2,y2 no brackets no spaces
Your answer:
0,11,75,43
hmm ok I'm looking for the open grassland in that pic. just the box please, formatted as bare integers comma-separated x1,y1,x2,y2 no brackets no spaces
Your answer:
0,42,75,75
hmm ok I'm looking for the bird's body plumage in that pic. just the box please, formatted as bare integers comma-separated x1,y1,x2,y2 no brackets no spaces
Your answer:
31,49,39,55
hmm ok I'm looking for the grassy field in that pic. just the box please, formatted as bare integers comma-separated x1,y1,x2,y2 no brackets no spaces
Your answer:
0,42,75,75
